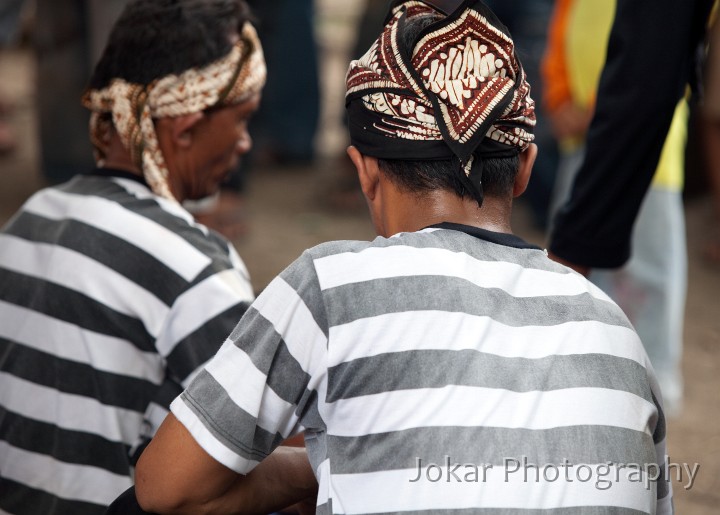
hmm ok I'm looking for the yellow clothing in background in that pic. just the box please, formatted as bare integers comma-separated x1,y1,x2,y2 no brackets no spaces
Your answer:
542,0,686,190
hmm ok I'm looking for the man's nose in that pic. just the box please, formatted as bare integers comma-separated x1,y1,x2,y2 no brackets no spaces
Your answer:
236,129,252,155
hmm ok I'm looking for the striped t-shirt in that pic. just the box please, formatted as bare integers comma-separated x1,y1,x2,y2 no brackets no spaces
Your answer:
0,171,254,515
173,223,671,514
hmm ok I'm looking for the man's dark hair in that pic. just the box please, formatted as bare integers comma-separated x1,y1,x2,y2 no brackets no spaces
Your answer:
379,10,522,201
89,0,252,89
378,154,520,200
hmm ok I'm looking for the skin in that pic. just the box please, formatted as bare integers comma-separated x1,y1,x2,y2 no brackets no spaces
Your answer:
100,94,260,203
548,101,593,141
135,143,538,514
346,143,537,237
135,414,317,514
162,95,260,201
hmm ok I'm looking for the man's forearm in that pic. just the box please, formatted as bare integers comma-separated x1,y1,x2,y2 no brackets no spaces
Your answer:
199,446,318,515
136,413,317,514
139,446,316,515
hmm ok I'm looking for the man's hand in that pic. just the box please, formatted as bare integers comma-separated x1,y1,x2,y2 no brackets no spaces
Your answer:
548,251,591,277
548,101,593,140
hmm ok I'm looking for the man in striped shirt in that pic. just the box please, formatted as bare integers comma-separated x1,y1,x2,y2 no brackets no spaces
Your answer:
135,1,672,514
0,1,266,513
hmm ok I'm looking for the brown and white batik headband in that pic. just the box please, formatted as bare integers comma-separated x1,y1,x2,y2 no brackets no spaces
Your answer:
82,21,266,203
345,0,535,203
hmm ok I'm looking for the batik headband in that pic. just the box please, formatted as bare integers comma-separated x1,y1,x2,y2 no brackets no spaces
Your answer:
82,22,266,203
345,0,535,202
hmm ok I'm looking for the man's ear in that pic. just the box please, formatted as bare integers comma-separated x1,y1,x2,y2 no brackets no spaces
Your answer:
347,145,380,201
158,112,205,149
513,143,537,198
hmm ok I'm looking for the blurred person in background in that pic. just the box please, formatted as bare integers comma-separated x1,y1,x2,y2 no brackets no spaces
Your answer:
245,0,319,167
0,0,27,155
546,0,713,276
32,0,129,184
701,9,720,264
542,0,690,414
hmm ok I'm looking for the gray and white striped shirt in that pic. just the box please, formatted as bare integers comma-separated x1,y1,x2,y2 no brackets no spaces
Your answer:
174,223,671,514
0,172,254,515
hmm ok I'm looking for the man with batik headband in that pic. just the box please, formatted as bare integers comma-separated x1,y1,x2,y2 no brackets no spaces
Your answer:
82,3,265,203
346,0,535,206
0,1,266,514
134,1,671,514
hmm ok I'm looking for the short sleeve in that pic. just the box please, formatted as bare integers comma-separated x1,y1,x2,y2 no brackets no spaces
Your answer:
130,252,254,462
171,251,329,474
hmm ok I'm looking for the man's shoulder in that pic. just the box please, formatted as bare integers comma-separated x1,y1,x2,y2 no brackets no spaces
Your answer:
298,228,546,271
304,237,379,259
16,176,237,277
62,175,228,243
303,228,467,258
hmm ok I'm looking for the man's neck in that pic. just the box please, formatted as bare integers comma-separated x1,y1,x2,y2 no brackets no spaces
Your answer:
381,186,514,236
99,160,141,176
100,130,143,176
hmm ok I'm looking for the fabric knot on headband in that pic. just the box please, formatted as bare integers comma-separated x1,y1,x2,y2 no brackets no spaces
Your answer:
82,22,266,203
345,0,535,203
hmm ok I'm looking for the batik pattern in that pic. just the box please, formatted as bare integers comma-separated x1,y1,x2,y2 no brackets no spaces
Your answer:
346,0,535,166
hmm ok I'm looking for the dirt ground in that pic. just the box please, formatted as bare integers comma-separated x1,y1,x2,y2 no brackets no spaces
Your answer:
1,3,719,511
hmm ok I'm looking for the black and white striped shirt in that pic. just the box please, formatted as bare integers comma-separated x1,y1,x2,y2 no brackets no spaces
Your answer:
0,171,254,515
174,223,671,514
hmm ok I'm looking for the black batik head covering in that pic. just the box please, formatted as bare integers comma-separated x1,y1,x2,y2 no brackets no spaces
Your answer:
345,0,535,205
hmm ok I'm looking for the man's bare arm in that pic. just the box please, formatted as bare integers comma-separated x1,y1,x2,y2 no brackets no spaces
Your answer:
135,413,317,514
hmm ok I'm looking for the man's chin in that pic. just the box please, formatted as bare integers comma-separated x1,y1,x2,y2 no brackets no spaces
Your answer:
184,186,221,204
186,165,237,202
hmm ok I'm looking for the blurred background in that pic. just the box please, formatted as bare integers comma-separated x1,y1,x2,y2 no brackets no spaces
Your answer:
0,1,718,512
